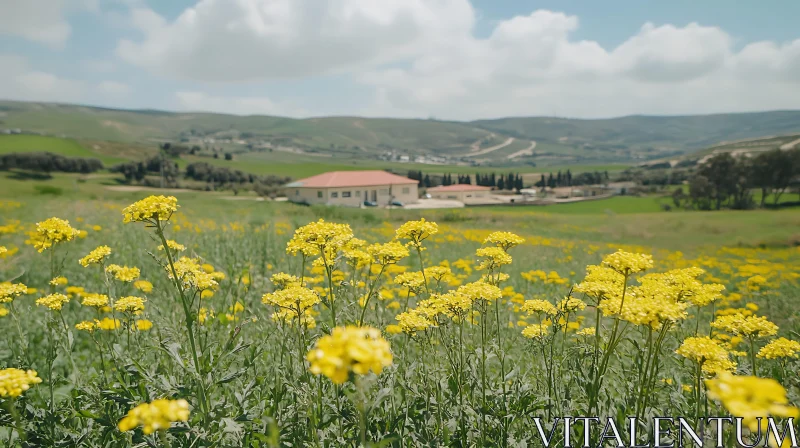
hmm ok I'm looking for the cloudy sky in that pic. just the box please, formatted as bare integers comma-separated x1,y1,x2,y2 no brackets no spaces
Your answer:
1,0,799,120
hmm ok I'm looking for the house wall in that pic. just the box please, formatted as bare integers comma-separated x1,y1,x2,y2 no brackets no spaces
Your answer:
429,190,489,203
290,184,419,207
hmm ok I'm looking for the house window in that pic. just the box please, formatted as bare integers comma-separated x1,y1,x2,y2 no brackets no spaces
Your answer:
342,191,351,198
295,190,300,196
331,192,339,198
356,191,361,197
402,187,410,194
466,194,472,198
317,191,323,198
447,195,457,199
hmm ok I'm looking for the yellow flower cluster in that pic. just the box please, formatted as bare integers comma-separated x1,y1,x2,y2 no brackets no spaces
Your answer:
96,317,121,330
367,241,409,265
32,217,80,252
676,336,736,374
262,286,320,323
270,273,302,289
307,326,393,384
134,280,153,293
557,296,586,313
81,292,110,308
118,398,190,434
705,372,799,432
168,257,220,290
122,195,179,223
75,321,97,332
394,271,426,292
483,231,525,251
0,368,42,398
49,276,68,286
522,323,549,339
475,247,512,271
105,264,141,283
394,310,435,334
602,250,654,275
79,245,112,267
0,282,28,303
114,296,147,313
395,218,438,249
520,299,558,316
36,293,70,311
158,239,186,252
711,313,779,339
286,219,353,258
757,338,800,360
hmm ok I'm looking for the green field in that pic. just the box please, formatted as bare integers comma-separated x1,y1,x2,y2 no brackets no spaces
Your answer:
0,135,129,165
0,183,798,446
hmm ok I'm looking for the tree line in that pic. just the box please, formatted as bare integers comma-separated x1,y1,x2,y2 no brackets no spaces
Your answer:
533,170,610,188
0,152,104,174
674,148,800,210
406,170,525,191
111,158,290,196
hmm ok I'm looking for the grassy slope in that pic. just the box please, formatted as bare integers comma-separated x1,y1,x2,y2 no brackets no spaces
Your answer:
473,111,800,156
4,101,800,165
1,171,797,251
0,135,129,165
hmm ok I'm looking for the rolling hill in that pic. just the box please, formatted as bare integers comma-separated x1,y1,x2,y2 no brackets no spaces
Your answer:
2,100,800,167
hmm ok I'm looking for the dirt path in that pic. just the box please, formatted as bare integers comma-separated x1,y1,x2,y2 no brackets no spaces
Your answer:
507,141,537,159
466,137,515,157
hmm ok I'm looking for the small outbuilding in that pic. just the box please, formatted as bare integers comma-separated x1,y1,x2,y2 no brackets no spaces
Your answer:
426,184,492,204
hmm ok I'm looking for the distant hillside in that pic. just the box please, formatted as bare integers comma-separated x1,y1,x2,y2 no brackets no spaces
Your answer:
471,111,800,163
639,133,800,168
2,100,800,167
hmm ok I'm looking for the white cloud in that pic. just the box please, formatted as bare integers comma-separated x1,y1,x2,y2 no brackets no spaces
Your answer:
358,10,800,119
0,0,96,47
116,0,475,81
0,54,86,102
174,91,308,117
97,80,131,95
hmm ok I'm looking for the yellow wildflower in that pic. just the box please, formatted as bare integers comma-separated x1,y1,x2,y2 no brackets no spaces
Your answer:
36,293,70,311
79,245,111,267
676,336,737,374
0,282,28,303
602,250,653,276
105,264,140,282
483,231,525,251
0,368,42,398
114,296,146,313
96,317,121,330
31,217,80,252
757,338,800,360
118,399,190,434
157,240,186,252
122,195,179,224
136,320,153,331
367,241,409,265
306,326,393,384
81,293,110,308
706,372,799,433
134,280,153,293
395,218,438,249
75,321,96,332
49,276,68,287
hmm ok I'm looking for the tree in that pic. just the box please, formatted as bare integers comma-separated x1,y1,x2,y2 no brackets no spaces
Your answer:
689,175,713,210
224,153,233,161
752,149,795,206
497,176,505,190
698,153,739,210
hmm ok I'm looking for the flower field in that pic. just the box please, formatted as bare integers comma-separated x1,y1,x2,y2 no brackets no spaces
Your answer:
0,196,799,447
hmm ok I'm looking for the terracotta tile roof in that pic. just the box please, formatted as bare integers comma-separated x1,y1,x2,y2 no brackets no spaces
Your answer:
286,170,418,188
427,184,492,192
